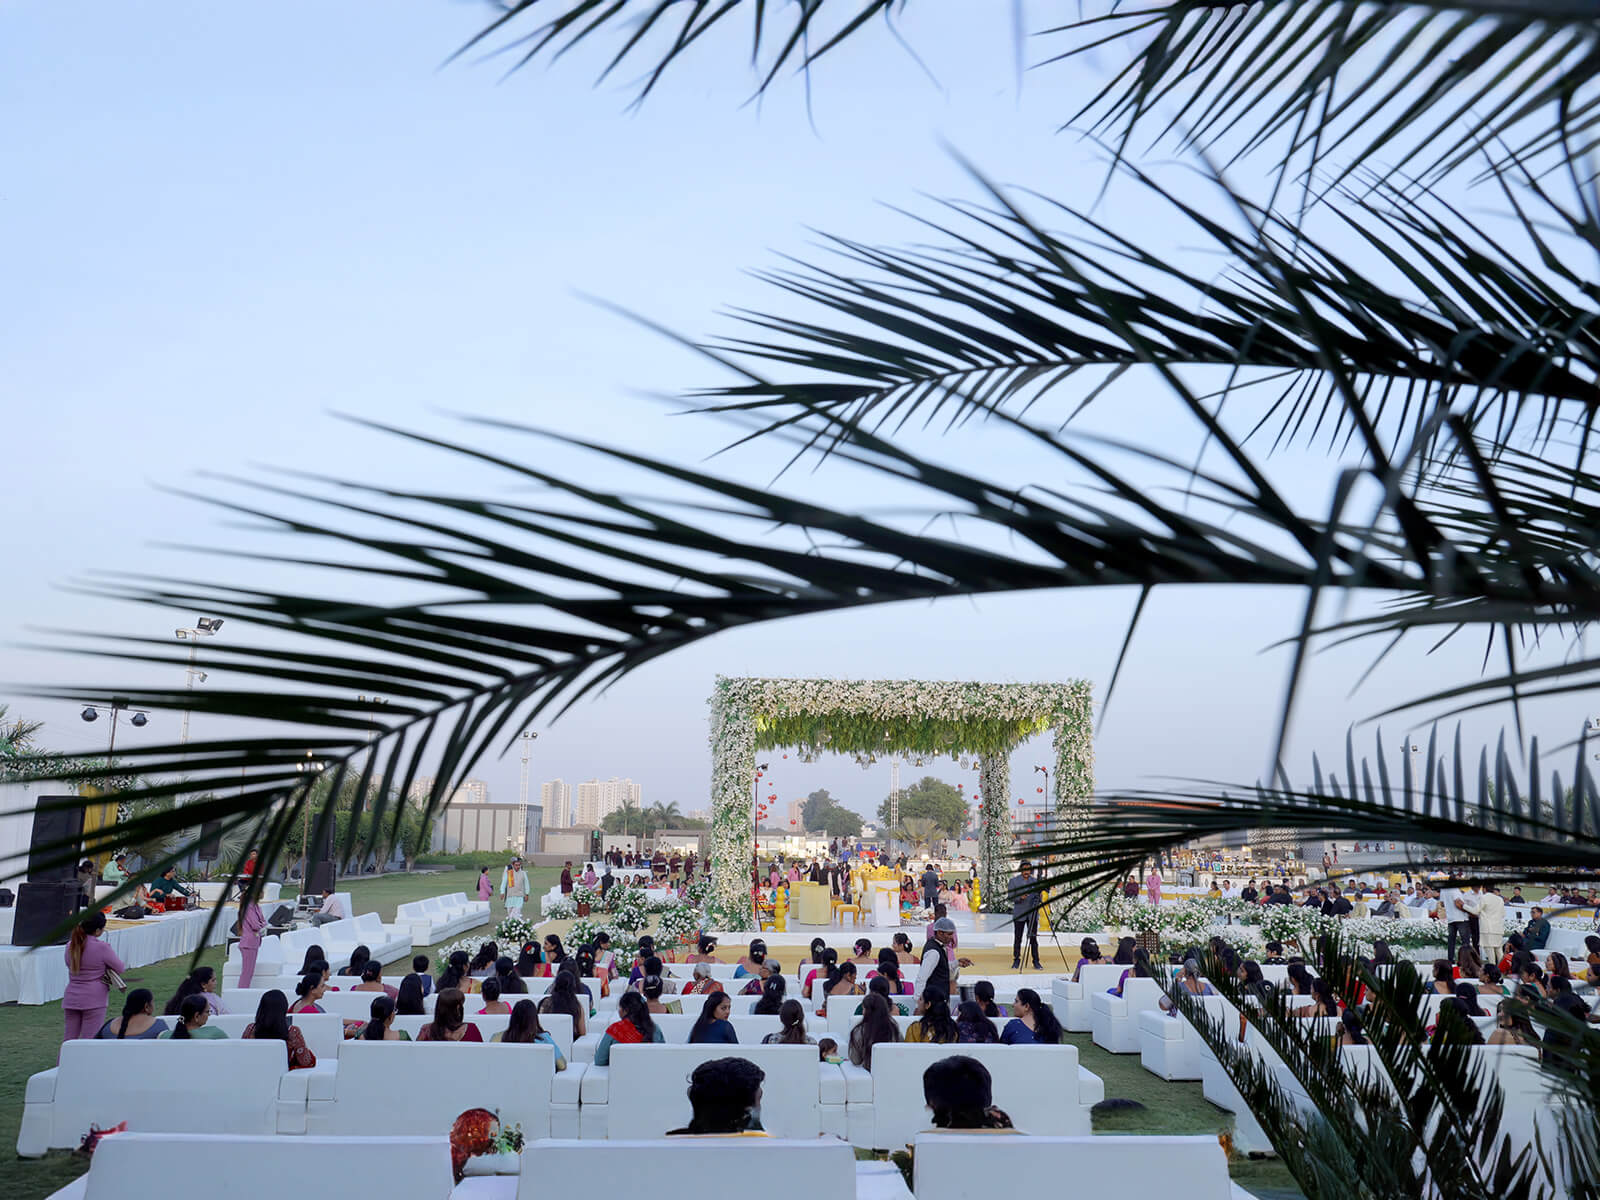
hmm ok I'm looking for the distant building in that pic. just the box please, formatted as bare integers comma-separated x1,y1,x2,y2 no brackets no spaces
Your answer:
433,802,541,856
575,777,642,825
785,799,804,829
408,775,491,806
541,779,572,827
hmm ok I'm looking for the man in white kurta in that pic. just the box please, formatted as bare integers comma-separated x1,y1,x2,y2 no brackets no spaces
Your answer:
500,860,530,916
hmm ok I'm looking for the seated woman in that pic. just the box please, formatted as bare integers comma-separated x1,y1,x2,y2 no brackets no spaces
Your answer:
868,973,913,1016
1430,959,1456,995
685,935,722,964
538,970,588,1039
419,987,482,1042
946,882,971,912
822,962,863,1015
752,975,786,1015
337,945,372,979
741,959,780,996
849,938,874,966
164,966,226,1018
493,957,527,996
496,998,566,1069
362,994,410,1041
972,980,1006,1018
733,939,768,979
762,999,814,1046
591,931,619,980
1109,948,1156,997
641,974,680,1015
477,977,511,1015
956,1000,1000,1043
100,989,168,1039
666,1057,768,1137
291,972,327,1014
688,991,738,1044
243,990,316,1069
1173,959,1217,999
685,962,720,996
1333,1009,1368,1047
159,993,224,1039
1110,937,1136,967
1000,988,1063,1044
515,943,543,978
923,1055,1016,1132
351,960,398,998
574,949,610,999
537,936,568,979
892,933,917,965
395,973,427,1016
1488,1000,1540,1046
1071,939,1107,982
847,992,902,1068
802,949,838,999
594,991,666,1064
907,991,959,1044
468,942,499,978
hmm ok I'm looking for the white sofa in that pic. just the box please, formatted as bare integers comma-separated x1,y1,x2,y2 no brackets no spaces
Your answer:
306,1040,555,1137
1091,977,1167,1053
1139,995,1236,1081
451,1139,910,1200
911,1133,1241,1200
394,893,489,946
43,1133,453,1200
571,1012,800,1062
579,1043,840,1140
18,1040,303,1157
207,1012,346,1065
841,1042,1101,1150
1199,1015,1340,1153
1053,963,1132,1032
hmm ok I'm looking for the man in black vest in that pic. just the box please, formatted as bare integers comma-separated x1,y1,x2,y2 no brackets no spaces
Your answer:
915,917,972,998
1008,861,1042,970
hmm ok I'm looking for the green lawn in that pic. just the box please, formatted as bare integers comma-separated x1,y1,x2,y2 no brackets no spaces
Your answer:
1,866,1301,1200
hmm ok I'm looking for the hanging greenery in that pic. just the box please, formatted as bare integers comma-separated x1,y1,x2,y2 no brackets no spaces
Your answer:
708,676,1094,925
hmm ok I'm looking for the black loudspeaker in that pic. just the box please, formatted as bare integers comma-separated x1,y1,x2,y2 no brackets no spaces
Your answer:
196,821,223,862
11,880,81,946
306,860,337,896
27,799,85,882
267,904,295,928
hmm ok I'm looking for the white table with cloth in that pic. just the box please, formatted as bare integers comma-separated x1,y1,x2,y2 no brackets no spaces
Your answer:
0,905,235,1004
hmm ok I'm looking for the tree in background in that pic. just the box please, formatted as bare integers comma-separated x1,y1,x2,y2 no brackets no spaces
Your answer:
878,777,967,840
802,787,865,837
0,705,43,758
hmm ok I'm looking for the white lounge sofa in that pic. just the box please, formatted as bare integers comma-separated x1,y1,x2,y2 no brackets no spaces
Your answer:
395,894,488,945
841,1042,1101,1150
1053,963,1132,1031
1199,1015,1340,1154
306,1040,556,1138
911,1133,1246,1200
42,1133,453,1200
1139,995,1234,1081
451,1139,910,1200
1091,977,1167,1053
579,1043,841,1140
571,1012,802,1062
18,1040,304,1157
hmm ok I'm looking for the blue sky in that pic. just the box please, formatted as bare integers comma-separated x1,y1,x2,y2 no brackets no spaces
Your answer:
1,2,1583,823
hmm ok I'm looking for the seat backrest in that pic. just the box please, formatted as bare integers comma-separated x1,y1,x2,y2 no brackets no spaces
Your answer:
354,912,384,935
54,1040,287,1140
912,1134,1232,1200
391,1013,510,1045
515,1139,855,1199
328,1040,553,1135
207,1013,344,1063
867,1043,1082,1148
606,1044,826,1139
317,989,391,1020
1113,978,1168,1011
82,1134,452,1200
1070,964,1134,994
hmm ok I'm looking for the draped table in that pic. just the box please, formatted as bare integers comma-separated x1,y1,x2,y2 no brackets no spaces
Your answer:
0,905,235,1005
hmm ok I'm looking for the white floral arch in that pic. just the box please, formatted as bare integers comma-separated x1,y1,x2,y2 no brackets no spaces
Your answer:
707,676,1094,928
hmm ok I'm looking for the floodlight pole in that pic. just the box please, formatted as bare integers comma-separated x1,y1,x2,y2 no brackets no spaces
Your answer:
174,618,223,746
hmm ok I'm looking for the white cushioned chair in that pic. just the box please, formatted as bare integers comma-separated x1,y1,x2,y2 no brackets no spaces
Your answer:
1053,964,1131,1032
305,1040,554,1138
841,1042,1101,1150
450,1139,909,1200
1091,977,1167,1053
911,1133,1238,1200
18,1040,301,1157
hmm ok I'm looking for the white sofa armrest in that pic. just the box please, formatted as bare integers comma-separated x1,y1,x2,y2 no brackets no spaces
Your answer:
551,1063,587,1106
839,1061,873,1105
818,1062,846,1106
23,1068,58,1104
1077,1065,1105,1108
855,1161,913,1200
579,1064,609,1104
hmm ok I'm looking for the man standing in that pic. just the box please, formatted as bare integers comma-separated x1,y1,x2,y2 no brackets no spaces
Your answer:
559,861,574,895
1477,884,1506,961
915,917,972,998
1008,861,1043,971
501,858,530,917
1440,876,1477,960
921,863,941,910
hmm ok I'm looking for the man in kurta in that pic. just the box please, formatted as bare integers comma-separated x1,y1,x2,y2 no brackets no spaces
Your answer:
500,858,530,916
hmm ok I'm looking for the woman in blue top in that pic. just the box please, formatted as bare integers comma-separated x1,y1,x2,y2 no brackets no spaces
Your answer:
1000,988,1063,1045
688,991,738,1044
593,993,664,1064
497,999,566,1068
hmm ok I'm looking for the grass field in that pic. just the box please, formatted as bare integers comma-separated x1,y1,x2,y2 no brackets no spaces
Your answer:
0,865,1300,1200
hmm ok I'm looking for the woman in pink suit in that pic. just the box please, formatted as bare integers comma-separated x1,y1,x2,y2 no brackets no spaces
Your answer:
63,912,126,1041
237,897,267,988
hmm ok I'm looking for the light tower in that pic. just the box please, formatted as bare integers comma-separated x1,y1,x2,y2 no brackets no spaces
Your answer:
518,730,538,853
173,616,224,745
889,759,901,829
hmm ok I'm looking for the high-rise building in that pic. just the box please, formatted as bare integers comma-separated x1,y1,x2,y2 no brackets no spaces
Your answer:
785,799,804,829
574,777,642,826
541,779,572,827
406,776,490,806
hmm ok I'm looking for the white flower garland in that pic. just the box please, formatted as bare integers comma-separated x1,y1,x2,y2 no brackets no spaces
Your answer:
709,676,1095,923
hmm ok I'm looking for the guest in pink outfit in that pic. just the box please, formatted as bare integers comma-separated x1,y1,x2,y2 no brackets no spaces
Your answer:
1145,868,1163,906
237,898,266,988
477,867,492,902
63,912,126,1041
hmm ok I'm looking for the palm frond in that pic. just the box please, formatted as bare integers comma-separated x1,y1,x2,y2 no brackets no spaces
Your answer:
1047,0,1600,189
686,162,1600,465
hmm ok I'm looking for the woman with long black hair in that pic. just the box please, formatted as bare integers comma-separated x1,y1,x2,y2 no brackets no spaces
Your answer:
689,991,738,1044
594,991,665,1063
847,992,901,1068
538,967,588,1039
162,994,222,1040
907,990,958,1044
243,990,316,1068
923,1056,1015,1130
1000,988,1062,1044
362,994,408,1040
762,999,813,1045
99,989,166,1040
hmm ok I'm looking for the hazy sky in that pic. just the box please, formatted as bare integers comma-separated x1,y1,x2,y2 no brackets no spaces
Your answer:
1,2,1584,824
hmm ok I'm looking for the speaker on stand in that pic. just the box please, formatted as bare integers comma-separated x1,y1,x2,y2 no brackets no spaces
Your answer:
10,800,88,946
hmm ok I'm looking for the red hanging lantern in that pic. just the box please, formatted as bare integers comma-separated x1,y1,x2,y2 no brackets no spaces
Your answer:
790,819,797,825
1017,798,1025,806
782,754,788,759
1036,787,1044,794
957,784,964,791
